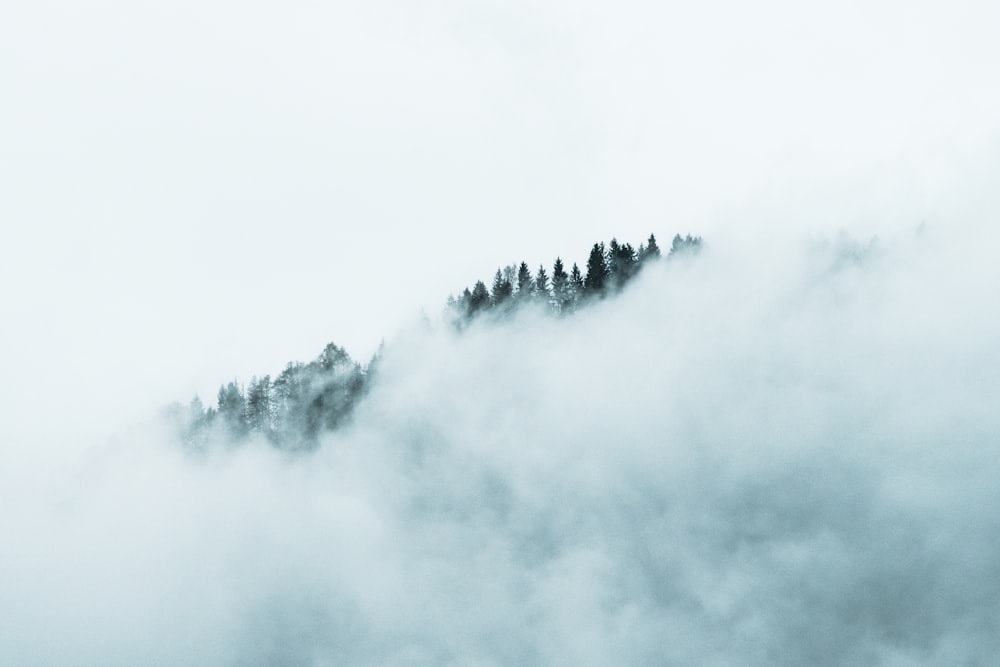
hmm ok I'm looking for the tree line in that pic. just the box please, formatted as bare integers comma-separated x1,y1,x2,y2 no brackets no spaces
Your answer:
166,341,375,452
446,233,701,322
167,232,702,451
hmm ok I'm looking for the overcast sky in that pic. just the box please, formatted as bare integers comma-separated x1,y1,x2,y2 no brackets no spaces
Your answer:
3,0,999,452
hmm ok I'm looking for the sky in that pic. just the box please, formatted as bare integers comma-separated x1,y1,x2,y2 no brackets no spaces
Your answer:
3,0,1000,452
3,1,1000,664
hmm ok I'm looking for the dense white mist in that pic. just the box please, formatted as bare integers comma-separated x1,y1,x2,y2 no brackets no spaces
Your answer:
2,221,998,665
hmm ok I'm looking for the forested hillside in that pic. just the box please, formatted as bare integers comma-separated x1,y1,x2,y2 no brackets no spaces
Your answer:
167,233,702,450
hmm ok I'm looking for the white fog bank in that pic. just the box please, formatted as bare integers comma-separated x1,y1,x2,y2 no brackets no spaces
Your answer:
2,222,999,666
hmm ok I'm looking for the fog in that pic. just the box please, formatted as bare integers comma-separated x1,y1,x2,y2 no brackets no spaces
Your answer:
4,0,1000,663
2,217,998,665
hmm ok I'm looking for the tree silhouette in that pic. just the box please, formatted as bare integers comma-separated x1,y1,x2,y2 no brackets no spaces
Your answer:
534,264,550,305
584,242,609,296
515,261,534,302
569,262,584,304
607,238,638,289
551,257,569,314
640,233,661,262
469,280,490,315
491,268,513,306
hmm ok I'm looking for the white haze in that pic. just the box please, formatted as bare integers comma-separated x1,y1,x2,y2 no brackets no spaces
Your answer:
3,0,1000,663
2,215,999,665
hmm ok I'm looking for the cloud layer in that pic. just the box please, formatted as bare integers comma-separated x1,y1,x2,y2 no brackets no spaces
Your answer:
3,222,998,666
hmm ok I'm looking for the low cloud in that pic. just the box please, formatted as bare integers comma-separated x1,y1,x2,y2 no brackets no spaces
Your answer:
2,223,998,666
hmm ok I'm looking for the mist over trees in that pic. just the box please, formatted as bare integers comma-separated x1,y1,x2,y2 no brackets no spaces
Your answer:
170,342,372,452
18,224,1000,667
171,232,701,451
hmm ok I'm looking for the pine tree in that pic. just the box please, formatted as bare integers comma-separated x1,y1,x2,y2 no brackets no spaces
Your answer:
246,375,273,434
316,342,351,374
491,268,513,306
365,340,385,382
502,264,517,285
451,288,472,322
608,238,622,276
534,264,550,304
584,242,609,296
217,381,248,440
669,233,702,257
607,238,638,289
272,362,306,444
551,257,569,314
515,261,533,301
469,280,490,315
569,262,584,308
640,233,661,262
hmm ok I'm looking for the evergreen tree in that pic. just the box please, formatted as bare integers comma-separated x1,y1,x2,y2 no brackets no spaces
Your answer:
365,340,385,383
534,264,550,304
569,262,584,308
607,238,638,289
450,288,472,322
445,292,463,322
246,375,273,434
584,242,609,296
469,280,490,315
551,257,569,314
639,233,661,262
316,342,352,374
608,238,622,274
515,261,534,301
272,362,306,444
669,233,703,257
217,381,248,440
491,268,513,306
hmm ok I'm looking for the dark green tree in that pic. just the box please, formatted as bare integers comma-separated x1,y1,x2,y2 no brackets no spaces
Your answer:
534,264,550,304
551,257,569,314
607,238,638,289
569,262,584,308
515,261,533,302
584,242,609,296
490,269,514,307
491,268,513,307
469,280,490,315
570,262,584,290
639,233,661,262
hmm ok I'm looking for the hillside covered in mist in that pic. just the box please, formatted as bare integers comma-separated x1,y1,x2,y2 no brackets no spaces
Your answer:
168,232,702,452
6,225,999,667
